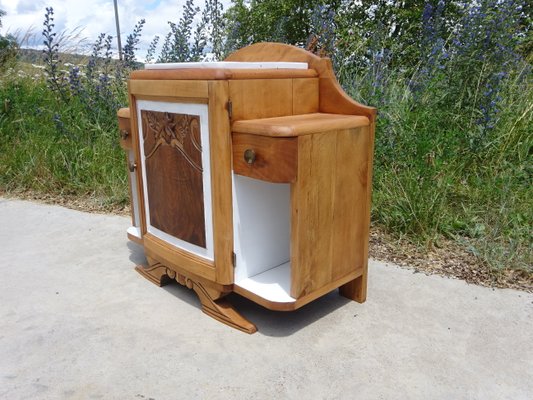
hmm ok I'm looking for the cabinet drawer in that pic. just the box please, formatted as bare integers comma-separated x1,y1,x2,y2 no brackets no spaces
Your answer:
232,133,297,183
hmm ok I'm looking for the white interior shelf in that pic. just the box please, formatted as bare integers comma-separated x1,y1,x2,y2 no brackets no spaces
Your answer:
235,262,295,303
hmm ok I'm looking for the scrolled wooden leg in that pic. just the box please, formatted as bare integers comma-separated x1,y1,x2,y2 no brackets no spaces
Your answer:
135,258,257,333
183,276,257,334
135,256,173,287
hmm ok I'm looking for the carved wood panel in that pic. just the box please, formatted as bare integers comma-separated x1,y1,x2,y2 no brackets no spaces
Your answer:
141,110,206,248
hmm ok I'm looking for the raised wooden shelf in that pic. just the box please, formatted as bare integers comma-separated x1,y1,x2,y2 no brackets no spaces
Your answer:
232,113,370,137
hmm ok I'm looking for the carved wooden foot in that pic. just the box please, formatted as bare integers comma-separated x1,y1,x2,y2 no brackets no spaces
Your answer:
135,259,257,334
135,257,173,287
182,276,257,334
339,274,367,303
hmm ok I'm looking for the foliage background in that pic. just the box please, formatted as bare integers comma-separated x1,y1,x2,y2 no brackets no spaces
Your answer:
0,0,531,277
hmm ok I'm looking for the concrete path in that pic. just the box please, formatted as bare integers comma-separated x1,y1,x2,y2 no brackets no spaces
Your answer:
0,198,531,400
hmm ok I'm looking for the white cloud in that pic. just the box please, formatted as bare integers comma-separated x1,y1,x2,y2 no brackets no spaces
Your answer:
0,0,231,59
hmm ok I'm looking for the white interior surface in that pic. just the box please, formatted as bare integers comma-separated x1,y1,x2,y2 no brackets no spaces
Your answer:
232,174,292,302
235,262,295,302
145,61,308,70
136,100,214,261
127,226,141,239
127,150,141,228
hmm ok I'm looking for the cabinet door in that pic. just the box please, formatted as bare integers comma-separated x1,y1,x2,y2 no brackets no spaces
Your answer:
135,100,214,261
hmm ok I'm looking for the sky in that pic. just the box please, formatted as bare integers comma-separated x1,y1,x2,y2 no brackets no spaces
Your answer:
0,0,231,59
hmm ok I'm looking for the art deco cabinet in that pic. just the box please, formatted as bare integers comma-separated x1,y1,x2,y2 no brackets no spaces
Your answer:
117,43,376,333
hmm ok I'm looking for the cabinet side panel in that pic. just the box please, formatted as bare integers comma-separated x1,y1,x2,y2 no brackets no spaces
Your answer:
291,132,336,298
331,127,369,279
291,127,369,298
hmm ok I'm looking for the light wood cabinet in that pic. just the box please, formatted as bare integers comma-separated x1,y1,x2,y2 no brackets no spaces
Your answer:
118,43,376,333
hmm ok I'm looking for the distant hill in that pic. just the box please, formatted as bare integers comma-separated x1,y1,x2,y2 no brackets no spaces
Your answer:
17,48,90,66
17,48,143,69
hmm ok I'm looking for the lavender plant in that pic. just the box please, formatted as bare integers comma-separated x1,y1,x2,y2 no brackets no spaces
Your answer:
145,36,160,63
123,19,145,68
42,7,68,102
158,0,202,62
448,0,527,149
307,4,337,58
156,0,226,62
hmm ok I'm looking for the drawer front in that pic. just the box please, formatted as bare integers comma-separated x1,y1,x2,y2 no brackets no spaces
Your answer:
232,133,297,183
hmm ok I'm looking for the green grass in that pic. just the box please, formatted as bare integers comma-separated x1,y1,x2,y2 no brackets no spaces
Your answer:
0,69,129,209
342,62,532,274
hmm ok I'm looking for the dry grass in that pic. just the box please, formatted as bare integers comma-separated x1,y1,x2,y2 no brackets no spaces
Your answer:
370,226,533,293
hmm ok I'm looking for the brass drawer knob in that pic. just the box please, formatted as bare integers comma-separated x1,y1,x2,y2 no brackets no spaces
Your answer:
120,129,129,140
128,162,137,172
244,149,256,165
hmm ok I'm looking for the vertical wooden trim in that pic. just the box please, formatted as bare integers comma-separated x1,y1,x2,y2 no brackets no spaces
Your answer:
128,86,148,236
208,81,234,285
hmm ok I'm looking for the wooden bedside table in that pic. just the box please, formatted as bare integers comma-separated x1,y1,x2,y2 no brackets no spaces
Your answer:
118,43,376,333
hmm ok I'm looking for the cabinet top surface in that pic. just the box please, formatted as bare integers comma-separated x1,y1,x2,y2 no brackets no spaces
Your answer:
145,61,308,70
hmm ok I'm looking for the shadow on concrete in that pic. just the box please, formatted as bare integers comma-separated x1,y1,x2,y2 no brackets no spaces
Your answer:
126,240,352,337
127,241,147,266
159,283,351,337
228,291,352,337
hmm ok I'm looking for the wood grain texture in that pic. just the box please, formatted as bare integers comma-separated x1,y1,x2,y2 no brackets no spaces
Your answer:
208,81,234,285
339,119,375,303
143,232,216,282
225,42,376,121
232,133,297,183
228,79,293,121
131,68,230,81
292,78,319,115
232,113,369,137
130,68,316,81
290,126,371,299
129,79,209,98
142,110,206,248
189,277,257,333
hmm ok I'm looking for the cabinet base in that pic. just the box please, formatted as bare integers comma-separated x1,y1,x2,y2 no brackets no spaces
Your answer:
135,260,257,334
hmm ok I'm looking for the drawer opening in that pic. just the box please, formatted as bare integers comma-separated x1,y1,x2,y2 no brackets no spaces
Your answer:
232,174,295,302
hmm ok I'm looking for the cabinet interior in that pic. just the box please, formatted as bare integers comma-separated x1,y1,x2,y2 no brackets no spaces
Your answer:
232,174,294,302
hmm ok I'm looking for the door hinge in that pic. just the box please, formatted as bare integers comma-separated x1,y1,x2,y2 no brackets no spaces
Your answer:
232,251,237,268
227,100,233,120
